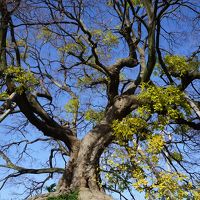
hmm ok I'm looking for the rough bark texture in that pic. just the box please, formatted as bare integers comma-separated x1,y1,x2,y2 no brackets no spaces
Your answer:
30,125,113,200
55,125,113,199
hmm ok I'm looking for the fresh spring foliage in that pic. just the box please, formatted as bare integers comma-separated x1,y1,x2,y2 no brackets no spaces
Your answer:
58,30,118,55
85,109,104,124
104,83,200,199
138,84,191,124
65,98,79,114
165,55,199,76
3,66,38,94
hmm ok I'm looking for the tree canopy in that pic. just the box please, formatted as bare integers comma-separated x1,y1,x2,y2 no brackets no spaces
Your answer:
0,0,200,199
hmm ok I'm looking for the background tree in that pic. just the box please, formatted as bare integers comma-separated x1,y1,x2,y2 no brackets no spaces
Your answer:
0,0,200,199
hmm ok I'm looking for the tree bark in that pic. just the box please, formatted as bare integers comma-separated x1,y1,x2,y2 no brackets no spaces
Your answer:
29,96,138,200
30,123,113,200
55,123,113,199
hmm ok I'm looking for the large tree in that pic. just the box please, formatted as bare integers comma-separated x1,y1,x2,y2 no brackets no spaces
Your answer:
0,0,200,199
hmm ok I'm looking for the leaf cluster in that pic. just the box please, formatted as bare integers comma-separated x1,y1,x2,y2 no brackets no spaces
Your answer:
85,109,104,124
112,117,148,141
165,55,199,76
4,66,38,94
138,84,191,122
65,98,79,113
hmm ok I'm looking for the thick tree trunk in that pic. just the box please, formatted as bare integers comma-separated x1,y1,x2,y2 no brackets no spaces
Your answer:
31,97,136,200
31,126,113,199
56,123,113,200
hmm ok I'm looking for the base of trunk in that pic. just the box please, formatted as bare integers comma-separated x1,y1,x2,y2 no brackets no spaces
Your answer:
29,187,113,200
